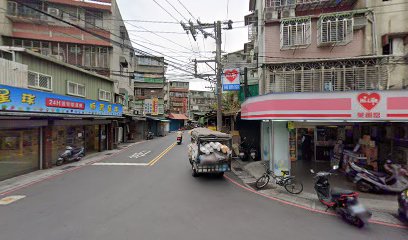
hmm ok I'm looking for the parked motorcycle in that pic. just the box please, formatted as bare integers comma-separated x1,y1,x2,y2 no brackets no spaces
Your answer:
345,160,408,193
56,146,84,166
311,165,371,228
398,189,408,220
239,138,248,161
146,131,154,140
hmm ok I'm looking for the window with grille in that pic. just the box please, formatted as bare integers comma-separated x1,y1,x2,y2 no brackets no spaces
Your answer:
99,89,111,102
280,17,311,50
269,65,388,93
318,14,353,46
67,81,86,97
28,71,52,91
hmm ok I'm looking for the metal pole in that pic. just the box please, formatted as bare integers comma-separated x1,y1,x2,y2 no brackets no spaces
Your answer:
215,21,222,131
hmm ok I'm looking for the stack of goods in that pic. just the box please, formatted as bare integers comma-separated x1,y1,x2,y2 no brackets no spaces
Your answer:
188,142,231,164
359,135,378,170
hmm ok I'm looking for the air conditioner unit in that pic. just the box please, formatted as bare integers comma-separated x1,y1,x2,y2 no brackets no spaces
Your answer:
264,10,276,22
47,7,61,17
7,1,18,16
281,9,295,18
353,16,367,30
51,55,64,61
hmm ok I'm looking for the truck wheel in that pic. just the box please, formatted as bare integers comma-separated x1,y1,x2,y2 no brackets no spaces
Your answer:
192,168,199,177
217,172,224,178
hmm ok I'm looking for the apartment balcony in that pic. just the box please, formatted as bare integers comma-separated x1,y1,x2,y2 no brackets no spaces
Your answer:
268,63,388,94
265,0,357,12
7,1,50,24
169,88,189,93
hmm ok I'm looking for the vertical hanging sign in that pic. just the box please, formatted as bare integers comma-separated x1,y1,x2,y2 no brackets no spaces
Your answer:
152,97,159,116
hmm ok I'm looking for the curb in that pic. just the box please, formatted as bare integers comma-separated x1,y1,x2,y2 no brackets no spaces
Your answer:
230,160,407,228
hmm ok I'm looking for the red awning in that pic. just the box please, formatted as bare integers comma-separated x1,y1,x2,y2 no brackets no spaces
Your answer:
168,113,188,120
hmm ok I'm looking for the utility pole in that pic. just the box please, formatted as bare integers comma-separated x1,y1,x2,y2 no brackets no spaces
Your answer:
181,20,233,131
215,21,223,131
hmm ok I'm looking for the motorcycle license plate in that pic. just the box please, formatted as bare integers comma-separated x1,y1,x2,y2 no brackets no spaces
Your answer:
351,204,366,214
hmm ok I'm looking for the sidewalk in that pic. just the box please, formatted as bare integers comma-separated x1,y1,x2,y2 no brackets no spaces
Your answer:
231,159,405,226
0,142,141,196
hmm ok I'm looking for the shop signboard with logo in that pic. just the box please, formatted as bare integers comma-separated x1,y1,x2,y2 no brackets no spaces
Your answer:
241,90,408,121
222,68,240,91
0,84,122,116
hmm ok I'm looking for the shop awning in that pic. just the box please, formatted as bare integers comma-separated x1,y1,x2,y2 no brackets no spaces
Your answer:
168,113,188,120
146,116,170,122
241,90,408,121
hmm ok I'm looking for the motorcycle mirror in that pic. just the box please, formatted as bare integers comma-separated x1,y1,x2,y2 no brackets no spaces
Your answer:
332,165,339,170
310,169,315,174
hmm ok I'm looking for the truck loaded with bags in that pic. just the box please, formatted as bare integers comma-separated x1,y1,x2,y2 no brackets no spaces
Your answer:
188,128,232,177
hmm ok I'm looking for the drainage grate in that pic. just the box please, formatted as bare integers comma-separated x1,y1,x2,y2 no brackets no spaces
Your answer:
233,167,243,172
105,153,113,156
246,182,275,191
61,166,77,170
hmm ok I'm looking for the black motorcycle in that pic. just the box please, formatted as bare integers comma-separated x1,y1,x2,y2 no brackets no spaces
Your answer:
398,189,408,220
56,146,84,166
311,166,371,228
146,131,154,140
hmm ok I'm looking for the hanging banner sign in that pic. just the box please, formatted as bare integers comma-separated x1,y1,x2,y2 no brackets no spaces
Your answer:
0,84,122,116
152,98,159,116
222,68,240,91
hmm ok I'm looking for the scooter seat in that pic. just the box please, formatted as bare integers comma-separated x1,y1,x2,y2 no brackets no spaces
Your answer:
366,170,388,178
331,187,355,197
71,148,83,154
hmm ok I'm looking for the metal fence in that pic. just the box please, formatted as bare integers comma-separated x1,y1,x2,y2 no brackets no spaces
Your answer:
0,58,28,88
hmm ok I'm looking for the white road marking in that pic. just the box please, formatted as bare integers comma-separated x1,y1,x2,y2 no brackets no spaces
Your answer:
0,195,26,205
129,151,151,159
92,163,149,166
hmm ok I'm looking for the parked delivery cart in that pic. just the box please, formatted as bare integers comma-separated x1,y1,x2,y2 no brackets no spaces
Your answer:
188,128,232,177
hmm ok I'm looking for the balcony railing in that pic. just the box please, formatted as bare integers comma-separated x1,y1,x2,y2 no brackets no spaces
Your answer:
265,0,357,11
7,1,49,21
12,39,110,69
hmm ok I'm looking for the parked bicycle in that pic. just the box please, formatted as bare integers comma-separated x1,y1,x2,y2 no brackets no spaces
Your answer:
255,161,303,194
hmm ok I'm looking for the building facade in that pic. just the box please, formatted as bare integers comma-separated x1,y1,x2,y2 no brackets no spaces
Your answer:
1,0,135,112
164,81,189,115
0,47,122,181
133,55,167,138
188,90,216,120
243,0,408,180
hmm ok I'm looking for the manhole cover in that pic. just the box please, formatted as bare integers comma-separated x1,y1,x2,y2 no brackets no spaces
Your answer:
246,182,275,190
105,153,113,155
61,166,77,170
233,167,243,172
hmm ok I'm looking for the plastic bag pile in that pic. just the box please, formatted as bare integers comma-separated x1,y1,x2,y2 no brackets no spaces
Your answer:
188,142,231,164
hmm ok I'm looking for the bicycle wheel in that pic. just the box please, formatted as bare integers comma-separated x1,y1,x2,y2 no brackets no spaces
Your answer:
255,174,270,189
284,178,303,194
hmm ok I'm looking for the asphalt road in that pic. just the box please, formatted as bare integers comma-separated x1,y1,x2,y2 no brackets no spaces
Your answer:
0,133,406,240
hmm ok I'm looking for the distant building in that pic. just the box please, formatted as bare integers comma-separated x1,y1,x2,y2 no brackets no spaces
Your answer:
133,55,167,138
164,81,189,115
188,90,216,120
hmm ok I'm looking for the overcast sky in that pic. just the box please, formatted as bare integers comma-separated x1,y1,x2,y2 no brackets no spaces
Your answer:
117,0,250,90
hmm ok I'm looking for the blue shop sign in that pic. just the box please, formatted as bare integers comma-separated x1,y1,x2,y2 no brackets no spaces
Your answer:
0,84,122,116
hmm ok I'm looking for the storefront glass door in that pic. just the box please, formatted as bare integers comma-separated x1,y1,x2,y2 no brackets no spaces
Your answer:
0,129,40,180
